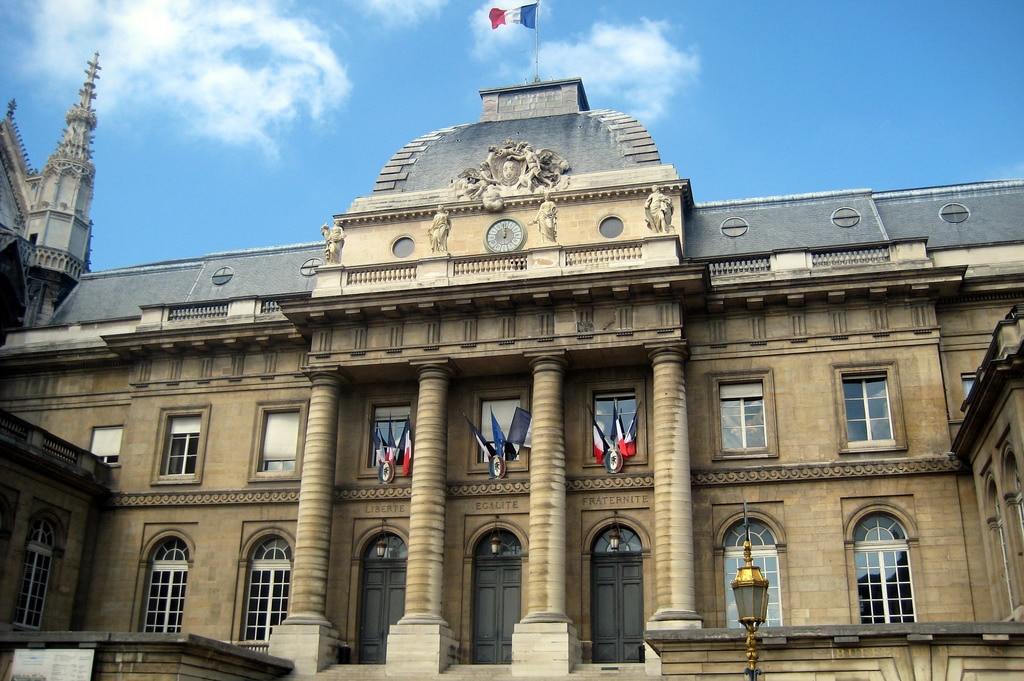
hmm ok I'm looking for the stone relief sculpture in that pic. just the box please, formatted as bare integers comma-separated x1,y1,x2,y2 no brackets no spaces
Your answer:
530,192,558,243
454,138,570,208
320,220,346,264
644,185,674,233
427,206,451,253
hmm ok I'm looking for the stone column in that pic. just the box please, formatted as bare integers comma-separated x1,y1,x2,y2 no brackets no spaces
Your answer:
269,371,343,675
646,346,702,630
512,353,580,676
386,363,457,674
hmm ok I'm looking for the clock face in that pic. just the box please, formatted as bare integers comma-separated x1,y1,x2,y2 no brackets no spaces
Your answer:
485,219,526,253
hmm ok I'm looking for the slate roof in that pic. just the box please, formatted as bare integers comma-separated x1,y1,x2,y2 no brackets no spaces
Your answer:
50,242,323,325
684,180,1024,260
372,109,661,194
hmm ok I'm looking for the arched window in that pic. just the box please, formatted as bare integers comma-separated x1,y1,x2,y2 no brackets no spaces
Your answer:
14,519,56,629
854,514,915,623
724,521,782,627
144,537,190,633
244,537,293,641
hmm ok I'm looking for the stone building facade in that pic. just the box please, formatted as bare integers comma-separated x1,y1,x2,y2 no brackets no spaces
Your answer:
2,65,1024,680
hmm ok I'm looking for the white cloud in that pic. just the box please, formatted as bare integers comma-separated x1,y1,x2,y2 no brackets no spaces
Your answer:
354,0,448,26
541,20,698,122
20,0,351,154
472,7,700,122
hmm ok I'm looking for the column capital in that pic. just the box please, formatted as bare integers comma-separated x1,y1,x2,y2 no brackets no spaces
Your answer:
646,343,690,364
526,351,570,372
303,369,347,387
412,361,457,381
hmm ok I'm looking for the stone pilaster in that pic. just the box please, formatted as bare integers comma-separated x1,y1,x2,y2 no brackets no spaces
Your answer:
647,346,702,626
387,363,457,674
269,371,342,675
513,353,580,676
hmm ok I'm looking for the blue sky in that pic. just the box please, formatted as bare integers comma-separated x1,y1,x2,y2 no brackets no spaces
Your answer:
1,0,1022,272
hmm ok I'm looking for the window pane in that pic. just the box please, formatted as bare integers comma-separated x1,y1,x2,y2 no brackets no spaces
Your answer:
262,411,299,471
481,399,521,462
369,405,410,467
91,426,123,464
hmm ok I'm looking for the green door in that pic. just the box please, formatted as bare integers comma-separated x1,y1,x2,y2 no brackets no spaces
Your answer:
591,525,644,663
358,533,407,664
473,529,522,664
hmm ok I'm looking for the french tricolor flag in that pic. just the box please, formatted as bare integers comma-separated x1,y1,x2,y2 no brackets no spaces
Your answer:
490,3,537,29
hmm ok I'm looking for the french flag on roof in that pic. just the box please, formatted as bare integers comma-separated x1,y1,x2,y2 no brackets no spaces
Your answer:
490,3,537,29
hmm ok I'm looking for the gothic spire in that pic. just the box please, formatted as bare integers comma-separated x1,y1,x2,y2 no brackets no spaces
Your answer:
52,52,100,165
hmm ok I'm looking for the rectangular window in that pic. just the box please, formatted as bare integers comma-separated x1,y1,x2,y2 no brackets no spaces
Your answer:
593,392,637,445
842,376,892,442
260,411,300,472
368,405,410,467
724,553,782,628
245,567,291,641
90,425,123,465
720,383,766,450
162,416,201,476
961,373,976,401
480,398,522,463
856,548,915,623
144,567,188,632
13,550,51,629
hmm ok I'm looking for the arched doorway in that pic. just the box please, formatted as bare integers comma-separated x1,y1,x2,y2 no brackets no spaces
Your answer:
591,523,644,663
358,532,407,663
472,528,522,664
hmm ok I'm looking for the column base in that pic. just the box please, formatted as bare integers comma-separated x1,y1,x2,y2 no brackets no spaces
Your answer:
267,618,340,676
385,620,458,674
511,620,581,676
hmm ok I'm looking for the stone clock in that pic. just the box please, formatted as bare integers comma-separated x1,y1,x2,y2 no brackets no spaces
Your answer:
484,218,526,253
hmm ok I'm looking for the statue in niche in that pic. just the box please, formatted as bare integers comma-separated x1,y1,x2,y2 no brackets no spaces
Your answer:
453,138,570,203
428,206,451,253
644,185,674,233
530,192,558,242
320,220,346,264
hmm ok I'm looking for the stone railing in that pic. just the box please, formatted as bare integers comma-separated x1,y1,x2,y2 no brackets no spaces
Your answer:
313,234,681,298
708,240,927,280
709,257,771,276
167,302,229,321
0,408,104,473
811,246,891,267
31,245,85,279
564,242,643,267
452,253,528,276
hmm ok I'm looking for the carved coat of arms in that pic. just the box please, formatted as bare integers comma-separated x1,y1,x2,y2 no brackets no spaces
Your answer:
454,139,570,204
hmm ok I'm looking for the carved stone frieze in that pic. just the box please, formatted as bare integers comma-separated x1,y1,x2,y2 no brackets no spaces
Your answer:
453,138,570,203
692,456,967,487
107,489,300,507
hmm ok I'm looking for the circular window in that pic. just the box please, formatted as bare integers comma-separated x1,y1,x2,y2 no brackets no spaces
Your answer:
599,216,624,239
831,207,861,228
300,258,323,277
940,202,970,224
720,217,749,238
211,266,233,285
392,236,415,258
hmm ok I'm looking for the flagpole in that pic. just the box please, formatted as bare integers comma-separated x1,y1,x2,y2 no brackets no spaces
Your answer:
534,0,540,82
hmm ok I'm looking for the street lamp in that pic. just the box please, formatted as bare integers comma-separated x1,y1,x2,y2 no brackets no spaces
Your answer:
731,504,770,680
375,520,388,559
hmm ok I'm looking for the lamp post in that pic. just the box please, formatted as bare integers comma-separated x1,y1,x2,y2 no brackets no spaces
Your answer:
731,504,770,680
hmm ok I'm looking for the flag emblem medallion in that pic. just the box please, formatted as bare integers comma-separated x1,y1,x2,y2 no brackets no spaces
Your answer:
381,460,396,484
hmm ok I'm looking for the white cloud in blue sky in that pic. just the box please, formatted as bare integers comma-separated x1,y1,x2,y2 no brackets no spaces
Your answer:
354,0,449,26
19,0,350,154
471,4,698,122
